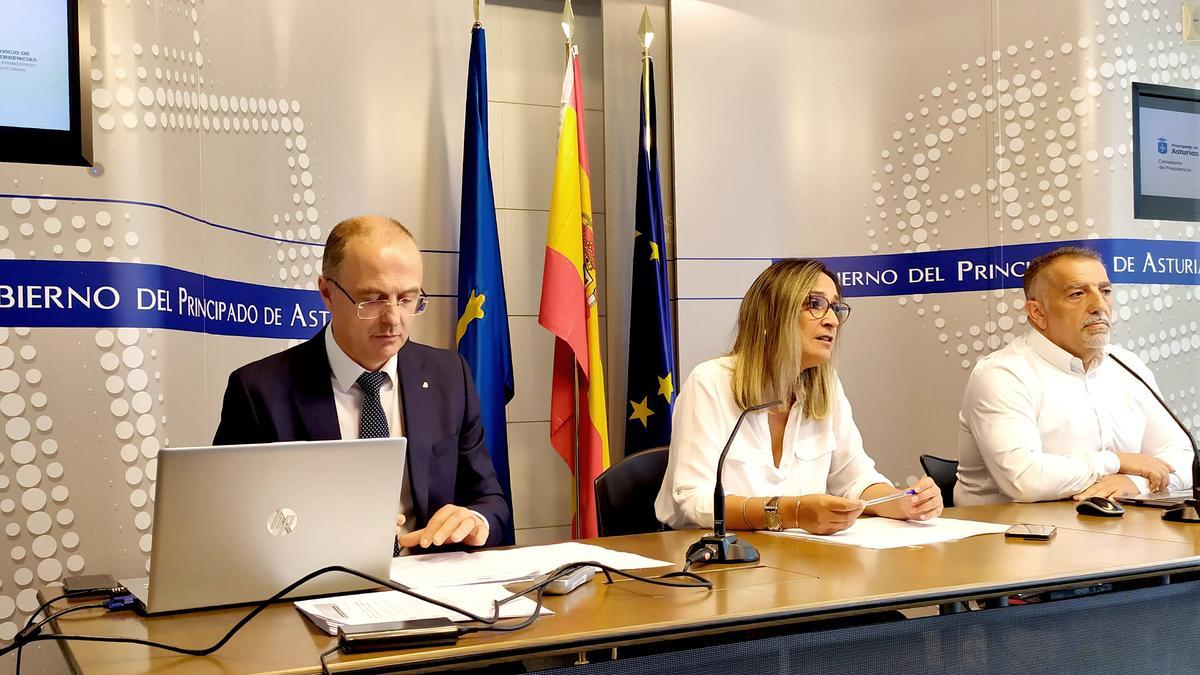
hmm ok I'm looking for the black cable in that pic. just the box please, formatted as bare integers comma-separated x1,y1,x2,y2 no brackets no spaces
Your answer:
14,600,108,672
682,545,715,573
466,583,550,634
318,643,341,675
459,561,711,635
0,562,520,662
2,561,712,670
0,566,420,659
318,561,710,670
22,590,94,631
14,590,101,675
1110,352,1200,497
500,560,710,602
27,602,109,634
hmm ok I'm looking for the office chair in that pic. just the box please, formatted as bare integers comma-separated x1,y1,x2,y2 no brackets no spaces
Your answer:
594,446,671,537
919,454,958,508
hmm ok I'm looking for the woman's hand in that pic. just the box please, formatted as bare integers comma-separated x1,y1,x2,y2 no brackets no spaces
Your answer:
865,477,943,521
793,494,866,534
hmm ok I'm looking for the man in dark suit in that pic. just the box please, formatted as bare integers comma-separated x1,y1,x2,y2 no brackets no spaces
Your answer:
214,215,511,551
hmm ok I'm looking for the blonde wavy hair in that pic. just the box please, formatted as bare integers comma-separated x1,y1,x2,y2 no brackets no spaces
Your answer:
730,259,841,420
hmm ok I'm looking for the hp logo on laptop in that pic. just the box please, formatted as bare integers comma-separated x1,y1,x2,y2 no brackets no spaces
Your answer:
267,507,299,536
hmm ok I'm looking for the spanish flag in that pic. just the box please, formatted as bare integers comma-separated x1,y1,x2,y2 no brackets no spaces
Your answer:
539,44,610,539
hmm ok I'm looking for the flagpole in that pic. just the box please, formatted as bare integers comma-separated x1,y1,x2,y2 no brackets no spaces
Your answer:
626,6,677,460
562,0,576,60
460,2,518,544
560,0,581,541
639,8,654,149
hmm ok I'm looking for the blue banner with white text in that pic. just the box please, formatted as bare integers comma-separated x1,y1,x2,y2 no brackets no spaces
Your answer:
819,238,1200,297
0,259,329,339
1,237,1196,340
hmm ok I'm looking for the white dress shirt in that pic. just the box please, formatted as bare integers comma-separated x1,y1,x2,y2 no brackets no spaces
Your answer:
956,329,1193,506
655,356,893,529
324,329,489,548
325,329,415,538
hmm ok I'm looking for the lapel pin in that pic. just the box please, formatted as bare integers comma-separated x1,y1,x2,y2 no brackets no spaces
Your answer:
422,381,429,389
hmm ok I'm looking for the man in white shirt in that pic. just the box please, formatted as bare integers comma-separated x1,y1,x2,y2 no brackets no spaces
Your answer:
955,246,1193,506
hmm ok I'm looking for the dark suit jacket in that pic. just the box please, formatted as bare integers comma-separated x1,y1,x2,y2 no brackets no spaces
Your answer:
213,330,511,548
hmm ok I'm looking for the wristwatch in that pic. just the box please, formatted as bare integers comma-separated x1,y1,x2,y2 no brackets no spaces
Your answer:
763,496,783,531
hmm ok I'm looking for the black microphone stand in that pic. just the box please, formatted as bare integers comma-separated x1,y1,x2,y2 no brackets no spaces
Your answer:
686,400,782,564
1109,355,1200,522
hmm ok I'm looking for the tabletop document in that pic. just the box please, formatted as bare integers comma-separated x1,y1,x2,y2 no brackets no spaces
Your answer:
296,541,671,633
769,516,1010,549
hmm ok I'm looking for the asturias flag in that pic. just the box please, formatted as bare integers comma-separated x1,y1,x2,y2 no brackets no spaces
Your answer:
457,23,516,545
624,55,676,454
538,44,610,539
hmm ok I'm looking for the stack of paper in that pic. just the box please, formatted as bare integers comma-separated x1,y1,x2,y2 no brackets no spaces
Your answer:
767,516,1010,549
297,542,671,635
389,541,672,589
295,583,552,635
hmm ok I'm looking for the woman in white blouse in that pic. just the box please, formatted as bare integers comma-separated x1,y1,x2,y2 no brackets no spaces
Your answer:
655,258,943,534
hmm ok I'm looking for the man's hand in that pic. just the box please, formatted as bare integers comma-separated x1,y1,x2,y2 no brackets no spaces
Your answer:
794,495,865,535
398,504,488,550
1074,474,1139,501
395,513,406,540
1115,452,1172,493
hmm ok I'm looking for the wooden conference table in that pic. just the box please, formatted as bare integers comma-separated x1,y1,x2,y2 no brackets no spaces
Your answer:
52,501,1200,674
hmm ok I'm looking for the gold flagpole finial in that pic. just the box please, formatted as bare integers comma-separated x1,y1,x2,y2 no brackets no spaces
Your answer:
473,0,482,27
561,0,575,42
638,7,654,54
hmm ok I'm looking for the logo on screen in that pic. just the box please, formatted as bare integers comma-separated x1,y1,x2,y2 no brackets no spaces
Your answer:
1157,137,1169,154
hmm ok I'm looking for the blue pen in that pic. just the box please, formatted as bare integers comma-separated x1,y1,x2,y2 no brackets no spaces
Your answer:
863,489,917,508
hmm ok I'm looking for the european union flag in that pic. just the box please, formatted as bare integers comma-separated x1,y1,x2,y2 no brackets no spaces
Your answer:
625,56,677,454
457,24,515,545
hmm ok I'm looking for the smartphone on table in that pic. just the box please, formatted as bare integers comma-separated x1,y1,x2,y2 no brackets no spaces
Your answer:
1004,523,1056,541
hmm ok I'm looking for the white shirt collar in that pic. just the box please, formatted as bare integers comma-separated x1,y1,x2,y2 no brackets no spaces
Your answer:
324,327,398,394
1026,329,1107,376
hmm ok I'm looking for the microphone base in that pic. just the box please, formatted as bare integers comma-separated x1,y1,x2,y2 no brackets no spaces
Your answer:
686,533,760,564
1162,499,1200,523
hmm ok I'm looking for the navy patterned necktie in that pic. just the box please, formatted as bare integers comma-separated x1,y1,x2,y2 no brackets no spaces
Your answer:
358,371,400,556
356,371,390,438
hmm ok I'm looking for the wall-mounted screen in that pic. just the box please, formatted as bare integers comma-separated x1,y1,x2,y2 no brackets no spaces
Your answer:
0,0,92,167
1133,82,1200,222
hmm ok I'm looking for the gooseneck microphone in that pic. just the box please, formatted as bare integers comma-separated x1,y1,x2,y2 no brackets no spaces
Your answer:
685,400,782,565
1109,354,1200,523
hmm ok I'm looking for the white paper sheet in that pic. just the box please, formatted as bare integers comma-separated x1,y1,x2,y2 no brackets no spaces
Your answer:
295,583,551,635
767,516,1010,549
389,541,672,589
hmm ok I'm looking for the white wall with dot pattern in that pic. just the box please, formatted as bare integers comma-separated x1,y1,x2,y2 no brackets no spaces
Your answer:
671,0,1200,488
0,1,612,657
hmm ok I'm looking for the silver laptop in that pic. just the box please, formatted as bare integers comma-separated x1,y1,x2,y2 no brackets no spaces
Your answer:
121,437,406,614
